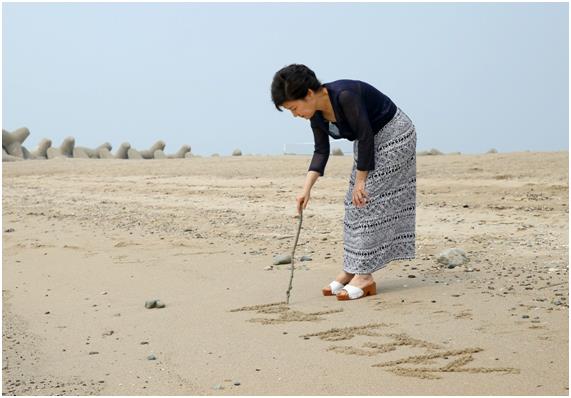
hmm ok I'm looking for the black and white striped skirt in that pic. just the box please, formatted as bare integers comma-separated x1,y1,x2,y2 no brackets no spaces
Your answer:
343,107,417,274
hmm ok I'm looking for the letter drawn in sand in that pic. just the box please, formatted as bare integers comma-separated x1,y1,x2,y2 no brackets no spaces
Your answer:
229,302,343,324
308,326,521,380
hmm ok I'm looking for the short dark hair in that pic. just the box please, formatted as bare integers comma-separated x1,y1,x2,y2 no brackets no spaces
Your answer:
271,64,323,111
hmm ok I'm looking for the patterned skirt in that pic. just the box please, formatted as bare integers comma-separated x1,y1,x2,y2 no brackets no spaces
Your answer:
343,107,417,274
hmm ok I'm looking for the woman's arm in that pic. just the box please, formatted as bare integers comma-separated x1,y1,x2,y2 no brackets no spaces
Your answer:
303,170,321,192
338,89,375,172
307,120,330,176
296,171,320,214
338,89,373,207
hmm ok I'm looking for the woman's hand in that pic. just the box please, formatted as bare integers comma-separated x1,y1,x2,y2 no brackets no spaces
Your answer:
352,180,369,207
296,190,311,215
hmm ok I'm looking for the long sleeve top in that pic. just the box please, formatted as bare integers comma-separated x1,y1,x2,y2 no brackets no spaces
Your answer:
308,79,397,176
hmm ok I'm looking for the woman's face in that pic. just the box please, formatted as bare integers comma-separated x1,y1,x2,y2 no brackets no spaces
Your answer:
282,89,317,120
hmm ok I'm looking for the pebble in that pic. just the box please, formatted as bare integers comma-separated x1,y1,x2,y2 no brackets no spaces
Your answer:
300,255,312,262
436,248,469,268
522,315,530,319
273,254,292,265
155,301,166,309
233,381,241,386
4,228,14,233
145,300,157,309
147,354,156,360
407,275,416,278
264,266,273,271
88,351,99,355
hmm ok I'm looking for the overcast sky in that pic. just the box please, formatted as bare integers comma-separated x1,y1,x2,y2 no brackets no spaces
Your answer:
2,2,568,155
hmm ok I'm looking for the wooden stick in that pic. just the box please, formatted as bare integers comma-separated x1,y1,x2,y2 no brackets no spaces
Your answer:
286,209,303,305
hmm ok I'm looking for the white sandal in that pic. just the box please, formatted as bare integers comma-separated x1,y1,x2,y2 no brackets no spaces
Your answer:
322,280,345,296
337,282,377,300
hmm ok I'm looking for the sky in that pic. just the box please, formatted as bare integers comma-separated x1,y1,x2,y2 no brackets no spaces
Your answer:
2,2,569,156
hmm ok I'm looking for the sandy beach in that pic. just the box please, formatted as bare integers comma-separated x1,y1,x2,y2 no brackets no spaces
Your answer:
2,151,569,395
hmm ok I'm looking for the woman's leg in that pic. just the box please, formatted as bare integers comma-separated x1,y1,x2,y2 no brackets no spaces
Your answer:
348,273,375,289
323,270,354,291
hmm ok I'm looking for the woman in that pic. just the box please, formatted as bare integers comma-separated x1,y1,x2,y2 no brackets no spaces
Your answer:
270,64,416,301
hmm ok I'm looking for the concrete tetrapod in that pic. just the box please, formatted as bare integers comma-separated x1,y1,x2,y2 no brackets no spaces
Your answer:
127,148,143,159
153,149,167,159
2,148,23,162
73,147,90,158
168,145,191,159
75,143,112,159
46,137,75,159
115,142,131,159
98,147,114,159
20,146,36,159
31,138,52,159
2,127,30,158
139,141,166,159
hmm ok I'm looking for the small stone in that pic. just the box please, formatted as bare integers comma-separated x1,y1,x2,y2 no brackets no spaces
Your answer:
101,291,108,295
4,228,14,233
89,351,99,355
273,254,292,265
436,248,469,268
300,255,312,262
233,381,241,386
264,266,273,271
140,341,149,345
522,315,530,319
155,301,166,309
147,354,156,360
407,275,416,278
145,300,157,309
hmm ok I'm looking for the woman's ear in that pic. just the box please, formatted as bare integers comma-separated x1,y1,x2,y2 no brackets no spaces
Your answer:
305,89,315,101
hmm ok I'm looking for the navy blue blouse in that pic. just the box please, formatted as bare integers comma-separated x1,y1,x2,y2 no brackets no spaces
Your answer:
308,79,397,176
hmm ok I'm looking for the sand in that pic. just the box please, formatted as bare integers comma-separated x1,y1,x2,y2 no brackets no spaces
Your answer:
2,151,569,395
